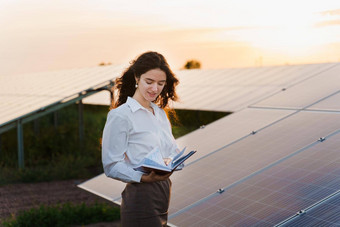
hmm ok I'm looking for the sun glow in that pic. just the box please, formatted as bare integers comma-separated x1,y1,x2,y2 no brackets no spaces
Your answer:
0,0,340,75
248,27,326,55
220,2,336,55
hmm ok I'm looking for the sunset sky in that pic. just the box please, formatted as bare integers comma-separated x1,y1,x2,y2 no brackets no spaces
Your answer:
1,0,340,76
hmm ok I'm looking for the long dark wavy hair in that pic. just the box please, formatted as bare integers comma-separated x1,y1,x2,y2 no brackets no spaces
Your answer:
111,51,179,110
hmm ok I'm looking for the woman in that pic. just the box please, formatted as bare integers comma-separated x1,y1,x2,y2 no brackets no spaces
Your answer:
102,51,180,226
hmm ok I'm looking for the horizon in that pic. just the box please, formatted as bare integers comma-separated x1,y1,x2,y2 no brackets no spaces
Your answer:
1,0,340,76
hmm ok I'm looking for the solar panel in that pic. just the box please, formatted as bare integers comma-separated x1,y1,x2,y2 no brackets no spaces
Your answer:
169,111,340,217
307,91,340,112
77,173,126,205
176,108,294,164
258,63,337,87
0,95,62,124
176,63,335,88
173,67,278,112
169,127,340,226
251,64,340,110
0,64,125,126
82,90,111,106
174,63,337,111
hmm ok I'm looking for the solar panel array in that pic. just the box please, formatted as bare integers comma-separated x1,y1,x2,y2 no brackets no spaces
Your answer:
173,63,338,111
165,64,340,226
170,128,340,226
169,111,340,217
75,62,340,226
82,63,338,112
2,59,338,226
4,63,335,128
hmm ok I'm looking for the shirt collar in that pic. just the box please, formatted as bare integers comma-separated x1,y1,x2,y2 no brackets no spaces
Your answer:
127,97,158,113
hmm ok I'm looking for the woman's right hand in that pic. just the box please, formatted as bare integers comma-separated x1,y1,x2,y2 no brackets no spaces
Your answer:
141,171,172,183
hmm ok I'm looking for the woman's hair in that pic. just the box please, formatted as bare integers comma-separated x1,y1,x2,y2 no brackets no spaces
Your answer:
111,51,179,109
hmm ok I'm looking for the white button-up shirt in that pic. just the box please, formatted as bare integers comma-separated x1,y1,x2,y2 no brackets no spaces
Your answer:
102,97,179,183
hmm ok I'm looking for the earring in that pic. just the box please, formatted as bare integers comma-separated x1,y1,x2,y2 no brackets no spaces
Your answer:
135,84,138,88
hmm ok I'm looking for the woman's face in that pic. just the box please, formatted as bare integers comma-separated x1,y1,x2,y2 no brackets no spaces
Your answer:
136,68,166,102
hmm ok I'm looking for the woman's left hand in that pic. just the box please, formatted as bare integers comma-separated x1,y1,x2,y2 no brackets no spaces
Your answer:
163,158,172,166
141,171,172,183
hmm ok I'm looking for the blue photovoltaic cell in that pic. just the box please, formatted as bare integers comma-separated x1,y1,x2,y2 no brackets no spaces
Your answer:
280,192,340,226
169,111,340,216
169,128,340,226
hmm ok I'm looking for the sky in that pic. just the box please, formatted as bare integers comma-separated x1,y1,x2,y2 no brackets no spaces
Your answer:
1,0,340,76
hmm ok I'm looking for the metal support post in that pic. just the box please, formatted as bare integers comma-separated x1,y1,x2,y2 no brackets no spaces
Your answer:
17,119,24,169
78,100,84,149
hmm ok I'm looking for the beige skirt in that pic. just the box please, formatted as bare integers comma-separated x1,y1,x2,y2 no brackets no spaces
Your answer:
120,178,172,227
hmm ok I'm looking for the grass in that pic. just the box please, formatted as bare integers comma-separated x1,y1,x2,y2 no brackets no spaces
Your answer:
1,202,120,227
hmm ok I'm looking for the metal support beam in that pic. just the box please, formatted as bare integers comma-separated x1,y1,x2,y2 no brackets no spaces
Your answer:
78,100,84,150
17,119,24,169
0,121,16,134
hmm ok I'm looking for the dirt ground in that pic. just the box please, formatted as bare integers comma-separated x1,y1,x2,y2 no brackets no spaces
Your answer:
0,179,121,226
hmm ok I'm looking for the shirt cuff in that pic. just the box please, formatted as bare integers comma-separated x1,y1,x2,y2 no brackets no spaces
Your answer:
132,170,144,183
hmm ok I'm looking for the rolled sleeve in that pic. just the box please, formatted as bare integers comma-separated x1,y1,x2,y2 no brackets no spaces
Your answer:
102,112,143,183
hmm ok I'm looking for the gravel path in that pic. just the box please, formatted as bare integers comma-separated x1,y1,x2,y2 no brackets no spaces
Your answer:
0,179,120,226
